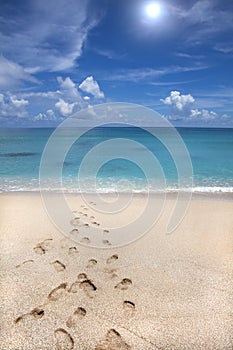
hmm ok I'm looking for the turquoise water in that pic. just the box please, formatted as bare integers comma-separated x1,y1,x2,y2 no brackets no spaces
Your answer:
0,127,232,193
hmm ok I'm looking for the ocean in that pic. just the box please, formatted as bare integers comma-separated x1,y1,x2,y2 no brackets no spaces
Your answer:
0,127,232,193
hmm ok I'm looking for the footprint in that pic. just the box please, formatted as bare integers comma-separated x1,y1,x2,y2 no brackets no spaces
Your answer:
43,238,53,245
68,247,78,255
114,278,132,291
80,279,97,298
68,281,79,294
103,229,109,234
91,221,100,226
123,301,136,316
30,307,45,319
90,216,95,219
87,259,97,268
70,229,79,235
48,283,67,302
106,255,118,264
79,212,88,217
103,240,111,246
66,307,86,328
70,217,80,226
54,328,74,350
77,273,88,281
51,260,66,272
69,272,90,293
81,223,89,228
104,268,118,279
33,245,45,255
14,307,44,324
81,237,90,244
60,238,72,249
33,238,53,255
16,259,34,268
14,314,26,324
69,273,89,293
95,329,130,350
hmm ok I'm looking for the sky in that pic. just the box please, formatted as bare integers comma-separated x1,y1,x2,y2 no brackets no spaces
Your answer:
0,0,233,127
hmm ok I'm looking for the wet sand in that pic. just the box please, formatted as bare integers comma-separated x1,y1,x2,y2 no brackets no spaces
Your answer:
0,193,233,349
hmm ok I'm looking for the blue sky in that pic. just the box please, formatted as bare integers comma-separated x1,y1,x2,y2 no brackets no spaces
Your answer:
0,0,233,127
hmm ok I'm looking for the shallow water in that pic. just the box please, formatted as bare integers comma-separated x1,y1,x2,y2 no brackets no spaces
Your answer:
0,127,232,193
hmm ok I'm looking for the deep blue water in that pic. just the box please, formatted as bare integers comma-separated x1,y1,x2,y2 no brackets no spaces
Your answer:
0,127,232,193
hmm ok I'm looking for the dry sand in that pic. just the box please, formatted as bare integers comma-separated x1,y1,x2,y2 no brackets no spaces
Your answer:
0,192,233,349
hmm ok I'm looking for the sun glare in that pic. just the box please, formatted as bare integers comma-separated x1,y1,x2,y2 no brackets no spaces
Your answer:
145,2,161,18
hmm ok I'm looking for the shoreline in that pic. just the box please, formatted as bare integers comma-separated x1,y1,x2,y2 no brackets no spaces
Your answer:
1,190,233,201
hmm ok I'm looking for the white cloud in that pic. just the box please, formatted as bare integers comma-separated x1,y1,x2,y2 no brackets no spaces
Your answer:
150,79,196,87
34,109,56,121
183,0,214,25
21,91,60,99
79,76,104,99
190,109,218,120
161,90,222,123
0,93,29,119
22,76,83,103
55,76,95,117
0,0,104,73
0,74,106,123
161,91,195,112
21,76,88,119
93,48,126,60
57,76,82,101
10,96,29,108
55,98,76,117
103,65,209,82
87,104,97,117
175,0,233,45
214,43,233,54
57,76,75,90
47,109,55,118
0,55,38,89
175,53,193,59
175,52,204,60
221,114,231,120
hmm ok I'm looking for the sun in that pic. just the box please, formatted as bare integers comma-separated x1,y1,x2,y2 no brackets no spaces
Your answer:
145,2,161,18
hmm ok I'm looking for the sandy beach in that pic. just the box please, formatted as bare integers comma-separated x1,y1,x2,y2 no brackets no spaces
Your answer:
0,192,233,349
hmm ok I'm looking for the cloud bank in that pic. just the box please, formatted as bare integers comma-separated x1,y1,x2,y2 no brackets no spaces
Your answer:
161,91,231,123
0,74,106,125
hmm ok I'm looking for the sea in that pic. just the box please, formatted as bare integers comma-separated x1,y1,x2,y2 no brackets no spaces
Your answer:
0,127,232,194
